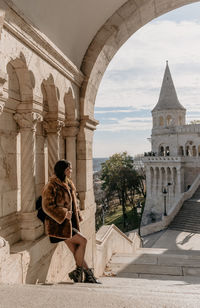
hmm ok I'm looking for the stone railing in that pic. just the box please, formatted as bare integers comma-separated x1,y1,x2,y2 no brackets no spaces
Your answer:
176,124,200,134
139,174,200,236
96,224,141,277
152,124,200,135
143,156,183,163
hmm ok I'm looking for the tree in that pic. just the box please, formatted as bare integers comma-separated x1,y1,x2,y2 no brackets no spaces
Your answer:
101,152,144,230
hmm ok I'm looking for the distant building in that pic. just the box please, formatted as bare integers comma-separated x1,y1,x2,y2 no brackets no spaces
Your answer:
143,62,200,224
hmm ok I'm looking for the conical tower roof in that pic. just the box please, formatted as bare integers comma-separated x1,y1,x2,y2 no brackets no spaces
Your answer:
152,61,185,112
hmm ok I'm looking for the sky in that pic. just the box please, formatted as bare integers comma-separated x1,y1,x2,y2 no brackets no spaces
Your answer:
93,2,200,158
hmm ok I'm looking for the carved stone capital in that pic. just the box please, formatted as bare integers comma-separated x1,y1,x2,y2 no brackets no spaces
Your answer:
80,115,99,131
14,112,43,131
43,119,65,135
63,120,79,137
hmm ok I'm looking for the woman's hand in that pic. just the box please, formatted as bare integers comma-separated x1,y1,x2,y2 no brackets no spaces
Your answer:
65,211,72,220
78,211,83,222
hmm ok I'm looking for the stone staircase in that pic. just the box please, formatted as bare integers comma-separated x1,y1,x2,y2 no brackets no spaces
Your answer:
107,186,200,280
107,248,200,279
2,276,200,308
169,186,200,233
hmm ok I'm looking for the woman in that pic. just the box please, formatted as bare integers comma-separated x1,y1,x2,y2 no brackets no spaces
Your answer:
42,159,99,283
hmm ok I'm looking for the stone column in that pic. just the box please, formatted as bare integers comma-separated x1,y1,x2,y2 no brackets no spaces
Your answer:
77,116,98,210
176,167,184,194
43,119,65,178
63,120,79,185
14,112,43,240
76,115,98,269
145,166,151,198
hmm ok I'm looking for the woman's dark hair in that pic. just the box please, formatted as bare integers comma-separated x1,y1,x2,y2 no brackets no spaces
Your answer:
54,160,71,182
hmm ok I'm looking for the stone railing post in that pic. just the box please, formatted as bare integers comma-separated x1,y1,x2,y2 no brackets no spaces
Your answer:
63,120,79,185
14,112,43,240
43,119,65,178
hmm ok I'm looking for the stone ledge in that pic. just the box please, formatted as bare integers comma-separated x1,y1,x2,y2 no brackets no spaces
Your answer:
10,235,76,284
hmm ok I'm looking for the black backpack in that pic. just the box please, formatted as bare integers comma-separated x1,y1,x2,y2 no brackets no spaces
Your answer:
36,196,46,223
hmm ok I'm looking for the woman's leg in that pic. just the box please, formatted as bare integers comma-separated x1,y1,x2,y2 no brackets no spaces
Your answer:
65,233,89,269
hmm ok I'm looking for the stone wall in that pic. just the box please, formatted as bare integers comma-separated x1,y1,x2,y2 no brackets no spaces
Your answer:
0,1,97,283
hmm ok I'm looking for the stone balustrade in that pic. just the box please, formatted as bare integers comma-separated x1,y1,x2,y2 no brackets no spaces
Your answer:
96,224,141,277
143,156,184,163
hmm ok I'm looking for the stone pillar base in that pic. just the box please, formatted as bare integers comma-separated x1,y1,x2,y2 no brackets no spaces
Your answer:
20,211,44,241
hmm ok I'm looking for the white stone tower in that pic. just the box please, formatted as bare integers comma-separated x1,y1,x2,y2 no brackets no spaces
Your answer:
143,62,200,225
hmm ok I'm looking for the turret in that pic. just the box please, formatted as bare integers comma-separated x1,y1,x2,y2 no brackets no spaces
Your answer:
152,61,186,129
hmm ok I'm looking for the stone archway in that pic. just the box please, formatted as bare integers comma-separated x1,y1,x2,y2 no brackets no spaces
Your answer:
80,0,199,118
78,0,199,219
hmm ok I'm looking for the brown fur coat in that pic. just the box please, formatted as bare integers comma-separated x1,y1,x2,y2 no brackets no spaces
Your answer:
42,175,82,239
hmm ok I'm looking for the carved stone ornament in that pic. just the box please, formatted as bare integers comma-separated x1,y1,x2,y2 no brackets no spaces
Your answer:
43,120,65,134
0,70,7,97
0,101,5,115
14,112,42,131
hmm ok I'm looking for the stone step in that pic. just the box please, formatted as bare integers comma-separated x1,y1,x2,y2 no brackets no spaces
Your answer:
183,201,200,205
169,226,200,234
169,222,200,227
169,220,200,225
179,206,200,211
170,216,200,220
108,249,200,277
169,227,200,233
168,187,200,232
176,208,200,212
169,220,200,226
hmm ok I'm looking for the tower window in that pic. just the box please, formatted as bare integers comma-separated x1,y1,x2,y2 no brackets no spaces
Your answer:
167,115,173,126
159,116,164,126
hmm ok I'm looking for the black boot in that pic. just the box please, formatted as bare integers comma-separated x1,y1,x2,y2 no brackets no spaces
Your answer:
83,268,101,284
68,266,83,283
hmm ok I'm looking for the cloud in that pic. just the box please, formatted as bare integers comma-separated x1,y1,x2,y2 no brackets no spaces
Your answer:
93,9,200,157
95,20,200,113
98,117,152,132
95,109,135,114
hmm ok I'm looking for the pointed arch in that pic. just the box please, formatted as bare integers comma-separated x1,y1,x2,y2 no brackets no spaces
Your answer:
64,87,76,121
8,52,35,102
42,74,59,115
80,0,198,118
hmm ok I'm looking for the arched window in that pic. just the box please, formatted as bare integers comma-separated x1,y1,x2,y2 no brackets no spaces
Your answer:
166,115,173,126
186,146,190,156
178,116,182,125
179,146,184,156
192,146,197,157
160,146,164,156
159,116,164,127
166,146,170,156
198,145,200,156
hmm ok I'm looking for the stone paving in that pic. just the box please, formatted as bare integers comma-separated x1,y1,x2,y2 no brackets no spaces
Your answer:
1,276,200,308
